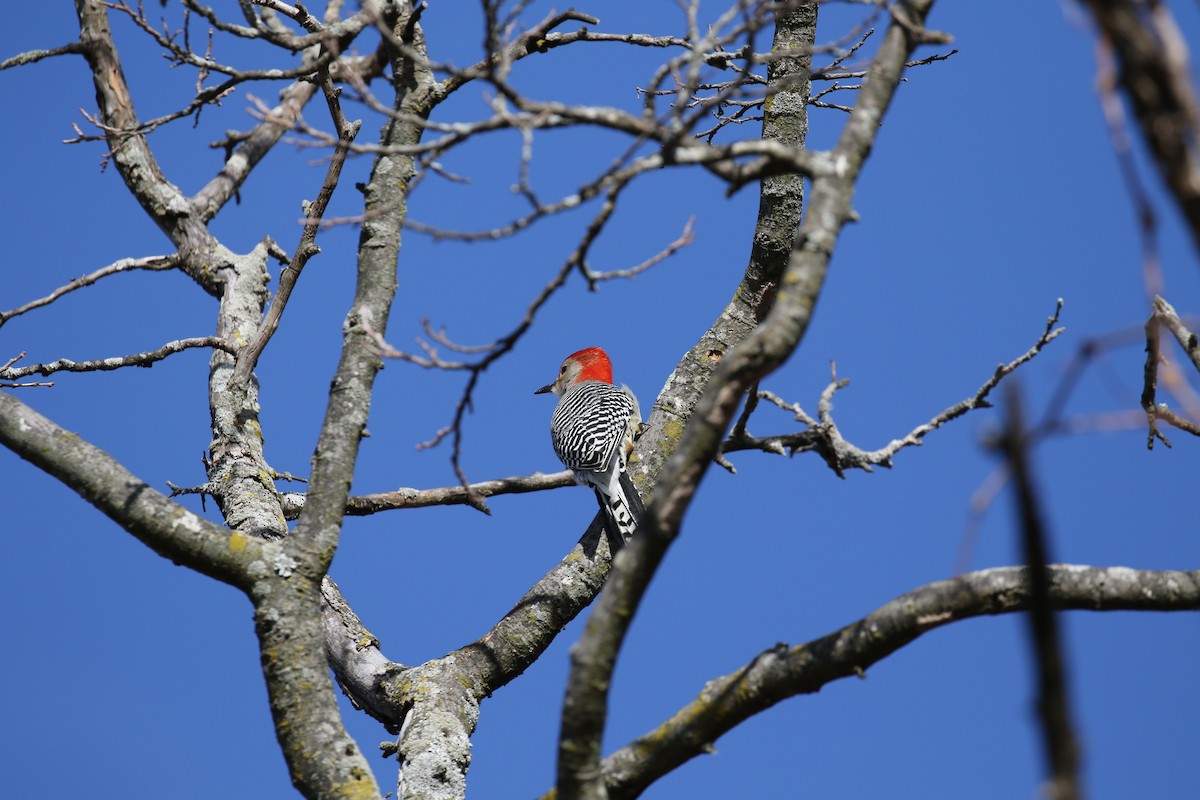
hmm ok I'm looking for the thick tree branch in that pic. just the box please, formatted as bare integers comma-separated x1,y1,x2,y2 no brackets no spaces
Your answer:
191,79,322,222
69,2,394,795
321,576,404,729
273,4,440,799
1149,294,1200,372
1081,0,1200,255
582,565,1199,799
557,4,935,798
75,0,225,295
0,391,258,588
205,242,289,540
219,0,364,342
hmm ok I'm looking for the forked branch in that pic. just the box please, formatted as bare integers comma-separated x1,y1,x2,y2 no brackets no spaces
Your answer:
1141,294,1200,447
722,300,1066,476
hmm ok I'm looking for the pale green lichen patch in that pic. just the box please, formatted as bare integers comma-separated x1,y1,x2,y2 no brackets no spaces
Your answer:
333,775,379,800
662,417,686,444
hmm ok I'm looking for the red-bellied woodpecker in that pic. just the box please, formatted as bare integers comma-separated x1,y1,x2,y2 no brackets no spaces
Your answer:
535,347,645,548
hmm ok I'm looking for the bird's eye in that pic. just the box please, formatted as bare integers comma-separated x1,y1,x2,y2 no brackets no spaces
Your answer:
560,365,567,374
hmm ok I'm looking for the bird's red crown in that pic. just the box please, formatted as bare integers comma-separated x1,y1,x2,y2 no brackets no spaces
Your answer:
567,347,614,384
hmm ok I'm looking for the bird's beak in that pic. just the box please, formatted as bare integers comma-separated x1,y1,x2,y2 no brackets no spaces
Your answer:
534,382,554,395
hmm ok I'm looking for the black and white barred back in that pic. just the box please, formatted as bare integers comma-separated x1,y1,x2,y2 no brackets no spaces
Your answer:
550,380,645,547
549,380,634,472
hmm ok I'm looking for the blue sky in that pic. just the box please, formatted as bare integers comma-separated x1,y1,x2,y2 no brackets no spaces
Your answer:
2,2,1198,798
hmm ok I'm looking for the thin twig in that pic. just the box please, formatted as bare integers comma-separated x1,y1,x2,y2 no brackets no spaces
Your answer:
0,337,235,379
0,255,177,327
278,469,575,519
229,2,363,387
0,42,85,70
588,217,696,282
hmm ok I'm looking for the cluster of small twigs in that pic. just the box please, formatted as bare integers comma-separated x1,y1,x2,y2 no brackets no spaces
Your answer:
949,309,1200,574
65,0,367,141
638,22,957,141
720,300,1065,476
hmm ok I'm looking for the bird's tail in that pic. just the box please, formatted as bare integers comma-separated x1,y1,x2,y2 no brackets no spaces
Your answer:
596,468,646,551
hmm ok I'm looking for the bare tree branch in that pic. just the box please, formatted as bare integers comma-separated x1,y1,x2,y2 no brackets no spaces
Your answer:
1081,0,1200,256
997,386,1081,800
0,337,235,379
75,0,225,295
229,102,362,385
0,353,56,387
1149,295,1200,372
0,390,257,587
1093,33,1165,300
0,42,84,69
722,300,1065,475
582,565,1198,800
279,470,575,519
320,575,401,729
0,255,177,327
1142,294,1200,447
